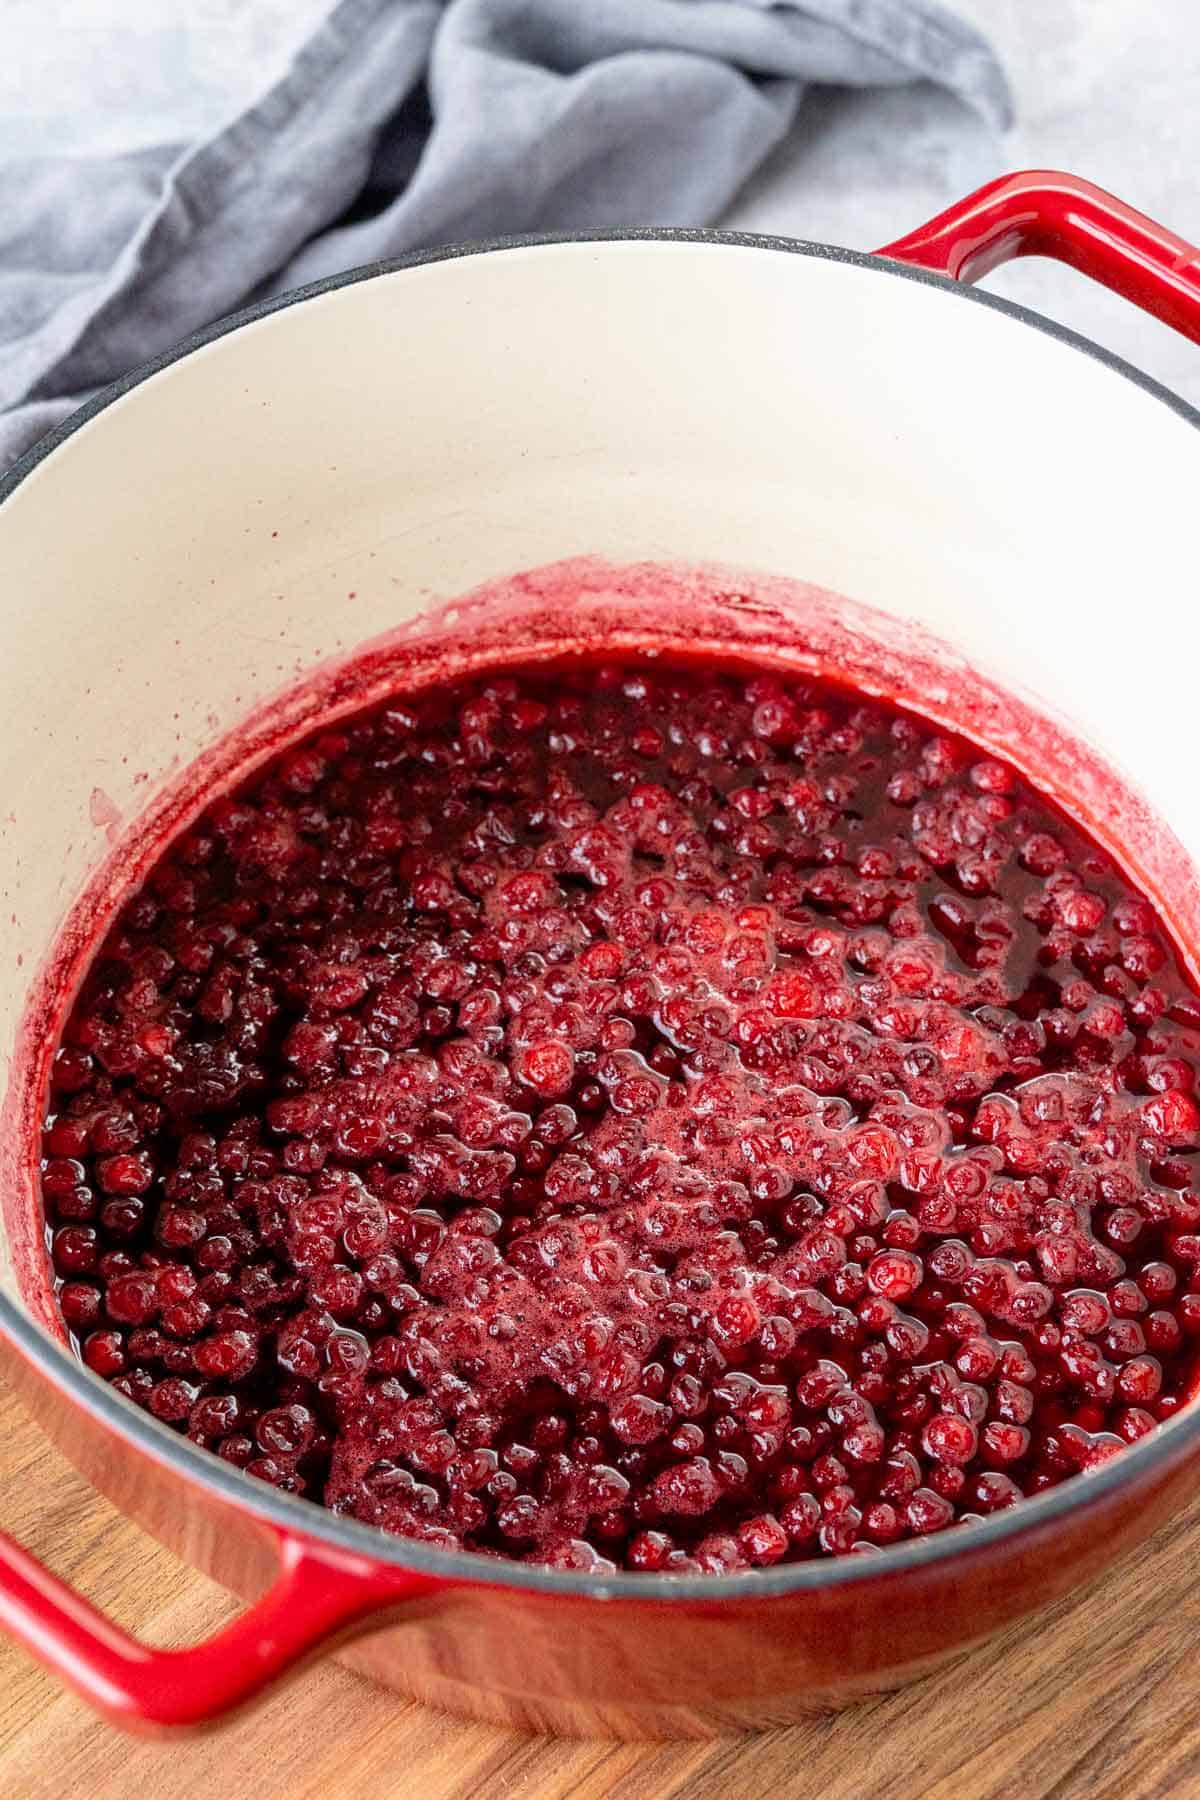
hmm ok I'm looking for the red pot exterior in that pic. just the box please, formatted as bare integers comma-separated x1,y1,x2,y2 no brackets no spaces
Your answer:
876,168,1200,342
2,1324,1195,1739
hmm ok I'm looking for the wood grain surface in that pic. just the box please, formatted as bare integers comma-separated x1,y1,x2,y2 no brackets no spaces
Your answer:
1,1375,1197,1800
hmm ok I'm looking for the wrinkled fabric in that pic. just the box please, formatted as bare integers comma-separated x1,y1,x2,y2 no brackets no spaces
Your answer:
0,0,1010,468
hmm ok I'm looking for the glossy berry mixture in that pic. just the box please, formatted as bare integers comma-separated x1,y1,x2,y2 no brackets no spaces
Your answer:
41,659,1200,1572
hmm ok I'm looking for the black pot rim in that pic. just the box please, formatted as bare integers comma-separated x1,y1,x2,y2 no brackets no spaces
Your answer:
2,225,1199,1606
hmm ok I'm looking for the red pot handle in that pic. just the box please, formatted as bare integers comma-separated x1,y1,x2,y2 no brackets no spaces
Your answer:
0,1522,434,1731
876,168,1200,344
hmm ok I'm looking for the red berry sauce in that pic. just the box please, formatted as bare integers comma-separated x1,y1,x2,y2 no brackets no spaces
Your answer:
40,659,1200,1572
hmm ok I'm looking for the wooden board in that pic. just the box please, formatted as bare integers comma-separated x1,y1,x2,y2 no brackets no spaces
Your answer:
1,1373,1197,1800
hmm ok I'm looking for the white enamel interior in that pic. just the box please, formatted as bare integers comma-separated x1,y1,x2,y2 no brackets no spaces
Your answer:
0,237,1197,1310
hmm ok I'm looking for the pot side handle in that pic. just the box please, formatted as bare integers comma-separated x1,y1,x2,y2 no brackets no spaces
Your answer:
876,168,1200,344
0,1524,434,1731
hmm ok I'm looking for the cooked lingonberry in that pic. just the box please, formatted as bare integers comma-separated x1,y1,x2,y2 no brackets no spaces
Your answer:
39,654,1200,1571
104,1271,160,1326
148,1377,200,1421
58,1281,102,1331
82,1330,126,1377
867,1250,923,1303
737,1514,789,1566
193,1330,258,1379
256,1404,316,1456
922,1412,979,1467
651,1457,723,1517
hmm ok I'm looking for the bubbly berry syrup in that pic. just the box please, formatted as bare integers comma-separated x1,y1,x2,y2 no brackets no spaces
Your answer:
39,657,1200,1573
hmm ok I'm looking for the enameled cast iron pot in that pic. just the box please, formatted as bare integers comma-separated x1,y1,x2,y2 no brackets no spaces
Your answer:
1,171,1200,1738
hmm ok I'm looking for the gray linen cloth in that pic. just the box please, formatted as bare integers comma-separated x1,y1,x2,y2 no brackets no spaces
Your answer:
0,0,1010,469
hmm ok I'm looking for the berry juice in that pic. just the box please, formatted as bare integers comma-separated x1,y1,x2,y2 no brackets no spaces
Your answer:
39,656,1200,1574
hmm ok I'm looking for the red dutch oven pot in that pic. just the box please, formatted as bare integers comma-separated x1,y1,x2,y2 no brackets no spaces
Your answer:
1,171,1200,1738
